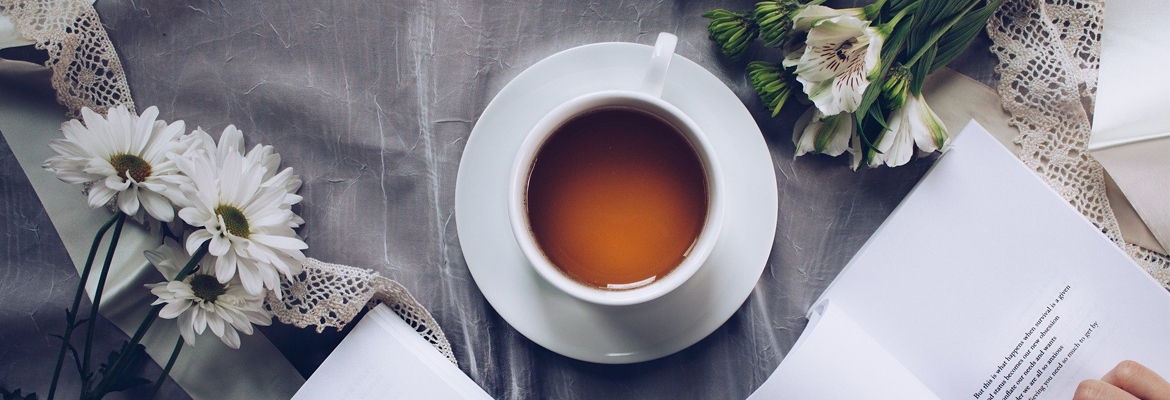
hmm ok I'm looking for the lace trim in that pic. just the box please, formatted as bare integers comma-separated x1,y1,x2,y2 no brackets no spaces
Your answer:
0,0,457,362
987,0,1170,288
266,259,456,363
0,0,134,116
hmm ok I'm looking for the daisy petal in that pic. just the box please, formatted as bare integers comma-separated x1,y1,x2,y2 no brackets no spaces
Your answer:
160,299,192,319
209,234,231,257
117,186,141,216
87,183,117,209
139,190,175,222
250,233,308,251
221,326,241,349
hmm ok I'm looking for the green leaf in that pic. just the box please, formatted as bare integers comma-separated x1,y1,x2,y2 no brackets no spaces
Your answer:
902,0,965,59
867,103,890,131
886,0,921,16
903,0,983,67
910,43,936,94
930,0,1003,72
855,79,884,125
94,342,151,397
881,13,915,62
0,387,38,400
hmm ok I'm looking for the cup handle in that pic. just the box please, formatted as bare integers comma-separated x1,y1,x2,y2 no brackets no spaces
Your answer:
639,32,678,98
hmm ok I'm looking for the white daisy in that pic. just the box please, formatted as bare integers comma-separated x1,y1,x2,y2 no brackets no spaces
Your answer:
187,125,304,227
793,107,855,159
145,241,271,349
869,93,949,168
42,105,191,221
783,8,883,116
174,134,306,297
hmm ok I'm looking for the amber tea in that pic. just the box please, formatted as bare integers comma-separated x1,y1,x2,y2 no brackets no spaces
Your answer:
524,107,709,290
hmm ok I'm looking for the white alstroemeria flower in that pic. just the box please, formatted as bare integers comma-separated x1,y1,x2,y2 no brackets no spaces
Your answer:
869,94,949,168
901,93,949,154
174,140,307,297
791,5,864,32
784,5,867,66
42,105,191,221
145,241,271,349
187,126,305,227
783,9,883,116
793,107,854,158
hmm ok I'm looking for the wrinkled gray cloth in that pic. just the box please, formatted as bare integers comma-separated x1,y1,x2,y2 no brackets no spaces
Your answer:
1,0,999,398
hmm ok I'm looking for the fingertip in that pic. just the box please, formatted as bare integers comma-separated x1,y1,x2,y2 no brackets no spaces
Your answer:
1074,379,1105,400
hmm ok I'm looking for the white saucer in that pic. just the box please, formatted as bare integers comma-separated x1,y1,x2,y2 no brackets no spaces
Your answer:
455,42,778,364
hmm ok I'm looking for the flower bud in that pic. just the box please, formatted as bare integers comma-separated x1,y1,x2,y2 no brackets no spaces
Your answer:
702,9,759,60
754,0,800,48
747,61,797,117
882,64,911,110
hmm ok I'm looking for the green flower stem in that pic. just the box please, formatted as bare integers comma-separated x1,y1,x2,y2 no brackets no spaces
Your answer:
146,336,184,400
172,243,208,281
903,0,981,68
81,212,127,383
46,213,119,400
884,2,916,30
90,242,209,397
862,0,890,20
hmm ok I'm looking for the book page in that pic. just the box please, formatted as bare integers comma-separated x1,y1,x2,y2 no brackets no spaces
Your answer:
293,305,490,399
750,302,938,400
815,122,1170,400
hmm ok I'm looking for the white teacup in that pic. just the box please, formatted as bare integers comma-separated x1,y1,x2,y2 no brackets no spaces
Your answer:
507,33,726,306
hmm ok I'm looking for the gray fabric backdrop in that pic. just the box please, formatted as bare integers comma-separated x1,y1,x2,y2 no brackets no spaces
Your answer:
0,0,999,398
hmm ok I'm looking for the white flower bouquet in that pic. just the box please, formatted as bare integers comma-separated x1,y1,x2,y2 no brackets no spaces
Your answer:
704,0,1001,169
38,105,306,399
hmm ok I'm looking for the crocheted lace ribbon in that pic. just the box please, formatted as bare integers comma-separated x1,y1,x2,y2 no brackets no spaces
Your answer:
0,0,133,117
987,0,1170,288
266,258,456,363
0,0,456,363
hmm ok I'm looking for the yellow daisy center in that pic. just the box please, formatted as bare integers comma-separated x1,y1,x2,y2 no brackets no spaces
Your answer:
214,205,251,238
110,154,152,182
189,274,227,303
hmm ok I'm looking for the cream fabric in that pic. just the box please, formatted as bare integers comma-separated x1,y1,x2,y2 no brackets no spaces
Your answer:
0,12,32,48
923,69,1020,154
1089,0,1170,149
1093,139,1170,254
1087,0,1170,254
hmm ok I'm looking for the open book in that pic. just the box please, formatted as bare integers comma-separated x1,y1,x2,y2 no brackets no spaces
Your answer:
293,304,491,399
751,122,1170,399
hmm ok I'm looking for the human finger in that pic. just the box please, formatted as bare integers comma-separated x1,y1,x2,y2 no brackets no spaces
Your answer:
1101,360,1170,400
1073,379,1139,400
